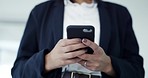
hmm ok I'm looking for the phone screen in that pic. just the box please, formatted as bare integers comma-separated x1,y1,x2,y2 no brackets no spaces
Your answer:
67,25,95,54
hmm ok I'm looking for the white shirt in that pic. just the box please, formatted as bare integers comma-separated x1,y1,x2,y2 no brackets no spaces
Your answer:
63,0,101,76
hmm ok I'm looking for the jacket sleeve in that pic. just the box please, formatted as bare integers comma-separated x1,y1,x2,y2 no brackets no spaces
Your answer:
11,2,63,78
11,8,53,78
109,7,145,78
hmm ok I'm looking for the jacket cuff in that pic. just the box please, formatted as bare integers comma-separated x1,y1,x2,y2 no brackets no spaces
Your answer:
22,49,49,77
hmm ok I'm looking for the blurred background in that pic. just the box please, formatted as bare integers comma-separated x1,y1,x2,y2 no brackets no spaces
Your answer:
0,0,147,78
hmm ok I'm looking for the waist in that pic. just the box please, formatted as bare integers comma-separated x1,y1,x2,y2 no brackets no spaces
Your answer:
62,71,101,78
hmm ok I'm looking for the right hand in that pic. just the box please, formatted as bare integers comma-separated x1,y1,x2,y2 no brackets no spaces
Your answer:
45,38,87,72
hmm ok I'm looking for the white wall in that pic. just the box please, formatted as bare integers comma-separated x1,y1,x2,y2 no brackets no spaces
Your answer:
0,0,47,22
0,0,147,78
0,0,47,78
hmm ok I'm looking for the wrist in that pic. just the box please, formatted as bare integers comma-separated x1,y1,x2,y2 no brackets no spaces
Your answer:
103,56,112,72
103,56,116,77
45,53,55,72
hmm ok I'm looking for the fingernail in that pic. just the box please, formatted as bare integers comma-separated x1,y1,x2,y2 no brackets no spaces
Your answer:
82,38,87,43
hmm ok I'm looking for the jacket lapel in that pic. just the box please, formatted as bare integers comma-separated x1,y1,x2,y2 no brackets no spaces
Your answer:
98,2,111,53
50,0,64,44
45,1,64,76
49,1,111,53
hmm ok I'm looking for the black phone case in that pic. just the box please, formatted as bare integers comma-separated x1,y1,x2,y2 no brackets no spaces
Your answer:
67,25,95,54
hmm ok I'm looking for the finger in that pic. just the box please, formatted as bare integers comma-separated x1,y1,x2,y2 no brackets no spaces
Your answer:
85,66,98,71
64,49,87,59
78,53,94,61
78,60,86,67
64,58,82,65
78,60,91,67
63,43,87,52
82,39,100,54
58,38,81,47
78,60,99,71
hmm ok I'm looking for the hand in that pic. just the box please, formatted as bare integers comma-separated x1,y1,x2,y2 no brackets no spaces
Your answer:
78,39,115,77
45,38,87,72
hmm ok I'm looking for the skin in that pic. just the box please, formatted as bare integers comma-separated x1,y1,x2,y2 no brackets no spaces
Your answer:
45,39,116,77
78,39,115,77
45,0,116,77
45,38,87,71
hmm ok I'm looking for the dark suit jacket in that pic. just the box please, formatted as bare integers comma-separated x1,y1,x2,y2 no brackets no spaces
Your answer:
11,0,144,78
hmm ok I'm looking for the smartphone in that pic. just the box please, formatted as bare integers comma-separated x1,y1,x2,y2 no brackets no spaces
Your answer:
67,25,95,54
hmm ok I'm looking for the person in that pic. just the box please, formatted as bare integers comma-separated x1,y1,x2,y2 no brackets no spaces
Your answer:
11,0,145,78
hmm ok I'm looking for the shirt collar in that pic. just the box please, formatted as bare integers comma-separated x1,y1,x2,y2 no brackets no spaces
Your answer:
64,0,97,8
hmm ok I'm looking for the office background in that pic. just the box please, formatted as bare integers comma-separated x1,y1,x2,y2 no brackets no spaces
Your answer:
0,0,147,78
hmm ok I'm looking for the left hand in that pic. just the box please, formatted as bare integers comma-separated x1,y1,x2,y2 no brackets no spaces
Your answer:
78,39,115,76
